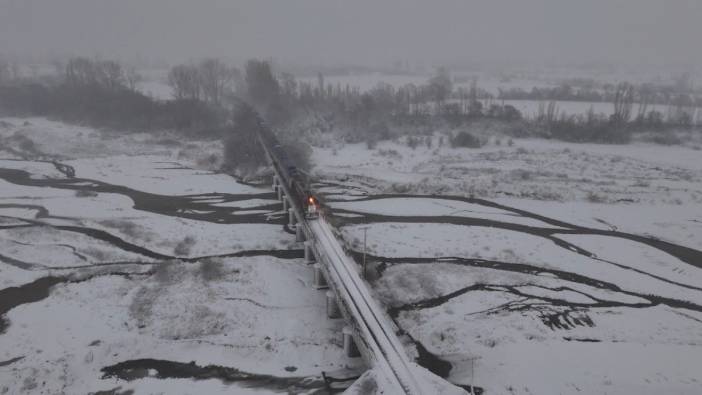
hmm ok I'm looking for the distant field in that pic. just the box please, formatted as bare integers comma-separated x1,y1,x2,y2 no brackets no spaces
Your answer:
298,71,701,122
312,134,702,394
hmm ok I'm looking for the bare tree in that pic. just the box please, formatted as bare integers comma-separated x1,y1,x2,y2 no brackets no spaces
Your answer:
125,66,142,91
612,82,634,124
317,72,325,99
198,58,237,106
244,59,280,108
428,66,452,112
168,64,201,100
29,64,39,78
468,78,483,116
0,58,8,84
98,60,125,90
65,57,97,86
279,72,298,100
534,100,559,134
636,84,653,121
64,57,126,90
10,61,20,80
51,59,65,77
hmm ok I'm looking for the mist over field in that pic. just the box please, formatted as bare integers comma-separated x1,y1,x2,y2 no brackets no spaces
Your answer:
1,1,701,395
2,0,702,68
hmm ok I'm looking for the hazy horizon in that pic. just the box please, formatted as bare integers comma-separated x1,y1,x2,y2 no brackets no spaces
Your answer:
2,0,702,71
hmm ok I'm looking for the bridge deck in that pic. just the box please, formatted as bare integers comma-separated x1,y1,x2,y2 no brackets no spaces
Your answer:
309,218,427,394
258,131,465,394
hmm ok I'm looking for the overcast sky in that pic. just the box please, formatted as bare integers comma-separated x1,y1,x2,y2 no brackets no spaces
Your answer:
1,0,701,69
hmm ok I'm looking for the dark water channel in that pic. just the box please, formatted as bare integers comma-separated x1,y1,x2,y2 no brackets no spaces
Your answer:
101,359,345,394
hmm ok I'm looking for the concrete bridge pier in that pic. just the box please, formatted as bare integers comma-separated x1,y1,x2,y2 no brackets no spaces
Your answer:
304,241,315,264
282,194,288,212
296,226,305,242
272,175,279,189
342,326,361,358
326,291,341,319
277,184,283,201
313,263,328,289
288,208,297,227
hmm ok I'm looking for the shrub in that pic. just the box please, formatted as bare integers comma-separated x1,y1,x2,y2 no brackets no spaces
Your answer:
368,121,391,141
366,137,377,149
586,191,607,203
502,104,522,121
75,189,98,198
153,262,178,284
129,285,155,325
377,149,402,160
451,131,485,148
649,132,682,146
406,136,420,149
174,236,196,256
513,169,532,180
281,138,313,171
200,259,225,281
548,116,630,144
0,81,223,133
389,183,411,193
222,104,267,173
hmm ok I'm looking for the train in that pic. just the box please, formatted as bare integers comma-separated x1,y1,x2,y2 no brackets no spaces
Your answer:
257,121,321,219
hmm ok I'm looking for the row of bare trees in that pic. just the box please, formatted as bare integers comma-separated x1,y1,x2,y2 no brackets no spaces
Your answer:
63,57,141,91
167,58,241,106
0,59,19,84
0,54,27,84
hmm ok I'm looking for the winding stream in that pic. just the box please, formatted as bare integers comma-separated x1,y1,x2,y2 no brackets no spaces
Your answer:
321,191,702,386
101,359,336,394
3,159,701,392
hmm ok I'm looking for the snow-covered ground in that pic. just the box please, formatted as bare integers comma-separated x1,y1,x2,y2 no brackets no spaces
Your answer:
136,80,173,101
0,117,354,394
3,114,702,394
312,135,702,394
499,99,699,123
313,136,702,205
298,70,701,123
1,256,349,394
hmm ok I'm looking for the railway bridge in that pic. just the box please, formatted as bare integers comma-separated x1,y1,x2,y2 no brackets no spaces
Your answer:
257,128,467,395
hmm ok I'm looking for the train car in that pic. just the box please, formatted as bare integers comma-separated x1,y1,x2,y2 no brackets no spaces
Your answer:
258,122,323,219
306,195,320,218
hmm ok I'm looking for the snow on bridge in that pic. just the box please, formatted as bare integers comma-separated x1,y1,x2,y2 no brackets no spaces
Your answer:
258,130,467,394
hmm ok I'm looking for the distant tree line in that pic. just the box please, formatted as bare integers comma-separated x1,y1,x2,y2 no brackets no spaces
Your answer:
498,82,701,116
235,60,699,145
2,54,699,154
167,58,241,106
231,60,526,148
0,57,224,134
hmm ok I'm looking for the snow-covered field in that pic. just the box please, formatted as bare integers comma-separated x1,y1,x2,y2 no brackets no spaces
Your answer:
0,118,354,394
312,135,702,394
313,135,702,205
3,114,701,394
500,99,700,123
135,68,173,101
298,71,701,123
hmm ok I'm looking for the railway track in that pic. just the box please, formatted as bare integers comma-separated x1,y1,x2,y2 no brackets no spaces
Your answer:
256,123,466,394
310,218,426,393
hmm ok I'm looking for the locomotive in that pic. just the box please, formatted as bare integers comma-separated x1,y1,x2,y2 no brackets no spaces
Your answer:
258,122,320,219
